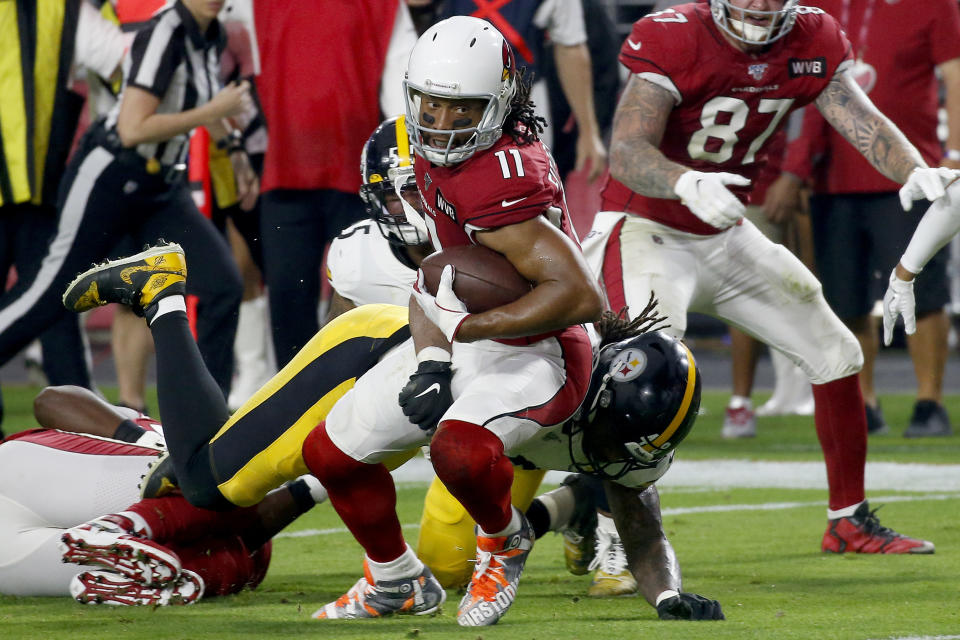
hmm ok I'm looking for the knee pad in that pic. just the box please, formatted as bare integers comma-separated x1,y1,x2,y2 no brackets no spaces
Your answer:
429,421,503,492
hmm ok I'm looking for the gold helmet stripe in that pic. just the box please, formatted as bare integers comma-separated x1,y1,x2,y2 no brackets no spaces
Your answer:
647,343,698,451
395,115,411,167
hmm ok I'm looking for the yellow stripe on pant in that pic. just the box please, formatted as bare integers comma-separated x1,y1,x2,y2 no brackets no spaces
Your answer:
211,304,411,507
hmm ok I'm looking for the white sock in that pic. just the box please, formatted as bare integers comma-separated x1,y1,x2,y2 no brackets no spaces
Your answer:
148,295,187,325
728,395,752,410
536,486,576,531
827,501,864,520
596,512,619,537
365,545,424,583
481,507,521,538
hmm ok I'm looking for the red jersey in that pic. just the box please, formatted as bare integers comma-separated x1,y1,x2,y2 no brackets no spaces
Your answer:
254,2,397,193
414,135,579,344
415,136,578,249
601,3,852,235
786,0,960,194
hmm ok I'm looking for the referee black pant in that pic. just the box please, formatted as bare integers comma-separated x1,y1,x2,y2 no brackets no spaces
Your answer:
0,203,91,389
0,128,242,395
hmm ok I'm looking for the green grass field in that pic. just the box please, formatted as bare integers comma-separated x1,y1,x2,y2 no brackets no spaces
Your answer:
1,385,958,639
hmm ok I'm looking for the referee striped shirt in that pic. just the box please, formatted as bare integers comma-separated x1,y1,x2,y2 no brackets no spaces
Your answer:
105,1,225,168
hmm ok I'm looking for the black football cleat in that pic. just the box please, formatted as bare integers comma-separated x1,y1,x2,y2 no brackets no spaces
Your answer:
63,242,186,321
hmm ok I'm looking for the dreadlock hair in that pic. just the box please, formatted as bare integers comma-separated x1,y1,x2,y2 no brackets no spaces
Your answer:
504,67,547,146
595,292,671,349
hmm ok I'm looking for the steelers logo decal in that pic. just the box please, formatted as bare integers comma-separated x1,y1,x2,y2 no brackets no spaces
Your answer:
608,348,647,382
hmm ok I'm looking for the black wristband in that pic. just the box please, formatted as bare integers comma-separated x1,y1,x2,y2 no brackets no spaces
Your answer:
113,419,146,443
285,478,317,515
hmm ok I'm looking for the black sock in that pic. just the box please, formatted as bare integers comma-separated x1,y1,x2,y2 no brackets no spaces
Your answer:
112,419,146,443
525,499,552,539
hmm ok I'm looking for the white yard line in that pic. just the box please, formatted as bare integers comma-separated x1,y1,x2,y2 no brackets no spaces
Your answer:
388,456,960,491
277,458,960,539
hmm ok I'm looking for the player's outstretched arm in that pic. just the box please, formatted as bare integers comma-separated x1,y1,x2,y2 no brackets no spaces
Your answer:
33,385,144,441
606,481,724,621
815,71,926,185
608,75,689,200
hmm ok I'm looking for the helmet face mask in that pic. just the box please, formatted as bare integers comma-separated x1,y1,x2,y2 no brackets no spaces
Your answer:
404,16,517,166
710,0,798,47
359,116,429,246
569,332,701,480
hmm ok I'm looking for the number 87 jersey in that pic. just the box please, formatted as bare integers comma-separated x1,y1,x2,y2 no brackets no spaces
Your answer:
601,2,853,236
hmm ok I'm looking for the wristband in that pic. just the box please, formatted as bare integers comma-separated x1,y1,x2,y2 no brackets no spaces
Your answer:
655,589,680,606
416,346,452,363
944,149,960,162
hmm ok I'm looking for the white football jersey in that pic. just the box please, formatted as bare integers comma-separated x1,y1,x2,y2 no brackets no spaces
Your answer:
327,220,417,307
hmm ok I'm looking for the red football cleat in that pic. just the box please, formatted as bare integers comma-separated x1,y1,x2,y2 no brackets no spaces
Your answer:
822,501,934,554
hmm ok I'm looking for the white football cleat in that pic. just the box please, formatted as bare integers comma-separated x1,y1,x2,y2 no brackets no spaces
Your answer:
60,525,181,587
70,569,204,606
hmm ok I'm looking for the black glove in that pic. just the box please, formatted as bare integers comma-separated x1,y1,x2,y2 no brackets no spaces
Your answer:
398,360,453,432
656,592,725,621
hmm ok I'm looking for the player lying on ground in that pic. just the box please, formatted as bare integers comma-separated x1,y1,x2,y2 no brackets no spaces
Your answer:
0,386,325,605
61,241,723,621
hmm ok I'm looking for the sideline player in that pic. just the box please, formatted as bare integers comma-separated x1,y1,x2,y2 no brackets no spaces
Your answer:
583,0,951,554
61,239,722,621
883,180,960,351
0,386,324,604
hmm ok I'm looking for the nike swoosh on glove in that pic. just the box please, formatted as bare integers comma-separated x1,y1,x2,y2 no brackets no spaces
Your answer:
673,170,751,229
656,592,725,621
882,269,916,346
398,360,454,432
899,167,960,211
412,265,470,342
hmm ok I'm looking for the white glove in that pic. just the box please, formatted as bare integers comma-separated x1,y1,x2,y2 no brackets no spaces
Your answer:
882,269,916,346
898,167,960,211
412,265,470,342
673,170,751,229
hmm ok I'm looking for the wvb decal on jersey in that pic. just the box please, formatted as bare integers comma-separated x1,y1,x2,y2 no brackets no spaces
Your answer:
788,57,826,78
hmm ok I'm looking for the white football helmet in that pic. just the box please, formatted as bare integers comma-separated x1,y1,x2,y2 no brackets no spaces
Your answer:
403,16,517,165
710,0,799,46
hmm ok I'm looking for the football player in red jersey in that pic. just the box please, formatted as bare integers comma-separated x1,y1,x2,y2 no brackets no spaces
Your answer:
583,0,958,555
0,385,324,605
300,16,603,626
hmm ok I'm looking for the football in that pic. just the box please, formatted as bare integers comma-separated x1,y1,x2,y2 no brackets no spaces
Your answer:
420,245,532,314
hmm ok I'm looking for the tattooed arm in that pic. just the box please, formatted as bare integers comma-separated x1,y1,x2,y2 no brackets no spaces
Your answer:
815,70,927,184
609,75,688,199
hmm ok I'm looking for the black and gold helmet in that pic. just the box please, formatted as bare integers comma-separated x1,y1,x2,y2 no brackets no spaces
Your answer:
359,115,428,246
571,331,701,480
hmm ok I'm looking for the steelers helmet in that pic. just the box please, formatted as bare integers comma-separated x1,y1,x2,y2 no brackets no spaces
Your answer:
359,115,428,246
571,331,701,480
